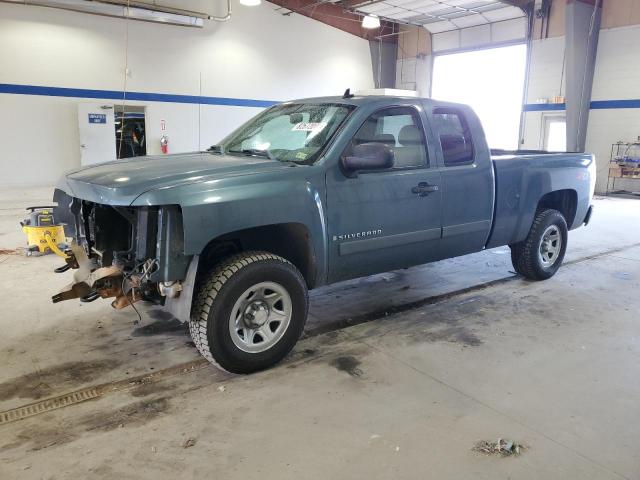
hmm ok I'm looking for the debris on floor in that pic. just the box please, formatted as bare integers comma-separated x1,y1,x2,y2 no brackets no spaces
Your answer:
473,438,525,456
182,437,197,449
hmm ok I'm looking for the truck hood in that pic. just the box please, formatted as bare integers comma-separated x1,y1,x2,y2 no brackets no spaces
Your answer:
59,152,294,205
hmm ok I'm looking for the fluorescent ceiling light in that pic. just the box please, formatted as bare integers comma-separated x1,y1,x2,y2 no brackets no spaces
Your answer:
362,14,380,29
240,0,261,6
3,0,205,27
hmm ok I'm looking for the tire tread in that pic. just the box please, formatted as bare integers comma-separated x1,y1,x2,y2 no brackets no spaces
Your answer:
510,209,567,281
189,251,299,373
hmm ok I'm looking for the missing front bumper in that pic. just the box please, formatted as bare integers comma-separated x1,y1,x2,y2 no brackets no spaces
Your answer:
51,244,140,309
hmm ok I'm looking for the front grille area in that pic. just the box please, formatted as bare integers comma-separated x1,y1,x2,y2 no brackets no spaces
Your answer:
88,203,139,267
53,188,190,282
53,188,155,270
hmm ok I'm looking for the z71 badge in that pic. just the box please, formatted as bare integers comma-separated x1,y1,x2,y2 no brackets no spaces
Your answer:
333,229,382,242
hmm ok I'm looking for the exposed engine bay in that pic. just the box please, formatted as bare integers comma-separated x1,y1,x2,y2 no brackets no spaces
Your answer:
52,189,191,310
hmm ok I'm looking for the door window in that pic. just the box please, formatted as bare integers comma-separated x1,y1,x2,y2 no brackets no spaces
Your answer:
345,107,428,168
432,108,475,167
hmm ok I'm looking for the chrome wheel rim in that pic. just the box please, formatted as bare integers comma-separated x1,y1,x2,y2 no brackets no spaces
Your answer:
229,281,292,353
539,225,562,267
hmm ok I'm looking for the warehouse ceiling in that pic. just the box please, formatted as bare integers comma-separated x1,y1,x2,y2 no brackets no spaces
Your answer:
350,0,527,33
269,0,397,40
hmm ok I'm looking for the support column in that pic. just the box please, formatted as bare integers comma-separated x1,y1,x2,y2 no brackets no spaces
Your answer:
565,0,602,152
369,39,398,89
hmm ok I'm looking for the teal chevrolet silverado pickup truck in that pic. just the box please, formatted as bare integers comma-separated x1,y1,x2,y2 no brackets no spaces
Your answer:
52,92,595,373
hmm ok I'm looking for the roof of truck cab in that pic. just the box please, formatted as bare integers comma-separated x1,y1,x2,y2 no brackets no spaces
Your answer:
284,95,466,109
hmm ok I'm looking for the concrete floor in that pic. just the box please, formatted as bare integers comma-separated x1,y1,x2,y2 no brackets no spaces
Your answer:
0,187,639,479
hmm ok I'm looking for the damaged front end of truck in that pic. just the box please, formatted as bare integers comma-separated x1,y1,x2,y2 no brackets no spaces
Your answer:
51,189,194,316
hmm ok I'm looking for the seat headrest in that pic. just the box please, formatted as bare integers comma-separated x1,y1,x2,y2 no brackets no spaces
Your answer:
398,125,422,146
439,133,465,151
372,133,396,146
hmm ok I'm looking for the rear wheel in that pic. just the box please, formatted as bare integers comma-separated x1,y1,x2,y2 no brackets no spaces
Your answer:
510,209,568,280
189,251,308,374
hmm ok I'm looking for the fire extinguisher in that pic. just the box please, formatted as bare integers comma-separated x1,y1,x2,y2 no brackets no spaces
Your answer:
160,135,169,154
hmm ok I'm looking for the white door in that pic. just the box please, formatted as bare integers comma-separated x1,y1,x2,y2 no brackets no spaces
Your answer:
77,103,117,166
543,115,567,152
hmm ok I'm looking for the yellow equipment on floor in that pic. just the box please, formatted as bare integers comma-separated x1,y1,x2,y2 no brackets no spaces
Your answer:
20,206,69,257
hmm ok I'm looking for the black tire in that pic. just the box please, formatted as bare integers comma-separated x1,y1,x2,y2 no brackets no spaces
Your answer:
189,251,308,374
510,209,568,281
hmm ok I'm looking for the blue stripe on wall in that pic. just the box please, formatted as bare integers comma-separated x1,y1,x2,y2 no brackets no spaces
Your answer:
590,99,640,109
0,83,279,108
2,83,638,112
524,99,640,112
523,103,566,111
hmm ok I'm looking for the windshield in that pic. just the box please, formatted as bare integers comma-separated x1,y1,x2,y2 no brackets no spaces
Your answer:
219,103,354,163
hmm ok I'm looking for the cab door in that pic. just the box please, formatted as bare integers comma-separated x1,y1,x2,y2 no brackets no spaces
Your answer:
428,105,494,257
326,105,442,282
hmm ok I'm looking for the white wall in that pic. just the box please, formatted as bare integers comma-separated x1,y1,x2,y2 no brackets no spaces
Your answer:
524,36,566,105
395,56,432,97
520,36,566,151
587,25,640,193
0,1,374,186
522,25,640,193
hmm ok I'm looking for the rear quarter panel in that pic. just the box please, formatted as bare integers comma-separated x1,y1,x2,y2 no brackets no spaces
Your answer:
486,153,595,248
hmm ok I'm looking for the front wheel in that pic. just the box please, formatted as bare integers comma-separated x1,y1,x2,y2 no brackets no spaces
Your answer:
510,209,568,280
190,252,308,374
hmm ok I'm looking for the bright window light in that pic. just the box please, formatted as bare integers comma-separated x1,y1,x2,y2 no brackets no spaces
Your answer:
362,15,381,29
240,0,261,6
545,118,567,151
431,44,527,150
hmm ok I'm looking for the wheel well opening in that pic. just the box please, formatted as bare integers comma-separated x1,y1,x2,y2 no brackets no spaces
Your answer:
199,223,317,288
537,189,578,227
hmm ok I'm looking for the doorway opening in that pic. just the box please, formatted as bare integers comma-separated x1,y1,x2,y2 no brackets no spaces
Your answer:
431,43,527,150
543,115,567,152
115,105,146,158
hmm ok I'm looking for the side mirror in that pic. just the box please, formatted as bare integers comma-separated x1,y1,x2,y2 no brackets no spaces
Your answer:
341,143,395,176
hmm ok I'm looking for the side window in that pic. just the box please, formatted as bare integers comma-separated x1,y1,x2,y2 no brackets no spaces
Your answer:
432,108,474,167
346,107,428,168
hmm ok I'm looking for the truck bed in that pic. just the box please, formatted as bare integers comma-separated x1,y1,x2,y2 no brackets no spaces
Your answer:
490,149,578,156
486,150,595,249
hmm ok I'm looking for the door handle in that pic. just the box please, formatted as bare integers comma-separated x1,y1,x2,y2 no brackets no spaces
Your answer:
411,182,439,197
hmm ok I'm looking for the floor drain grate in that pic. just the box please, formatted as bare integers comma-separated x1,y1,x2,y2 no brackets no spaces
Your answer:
0,388,100,425
0,359,212,425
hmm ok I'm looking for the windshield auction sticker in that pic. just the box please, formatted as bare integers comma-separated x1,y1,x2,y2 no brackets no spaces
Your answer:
291,122,327,132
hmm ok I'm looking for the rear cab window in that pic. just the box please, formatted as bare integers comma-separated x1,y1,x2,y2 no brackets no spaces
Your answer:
432,107,475,167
